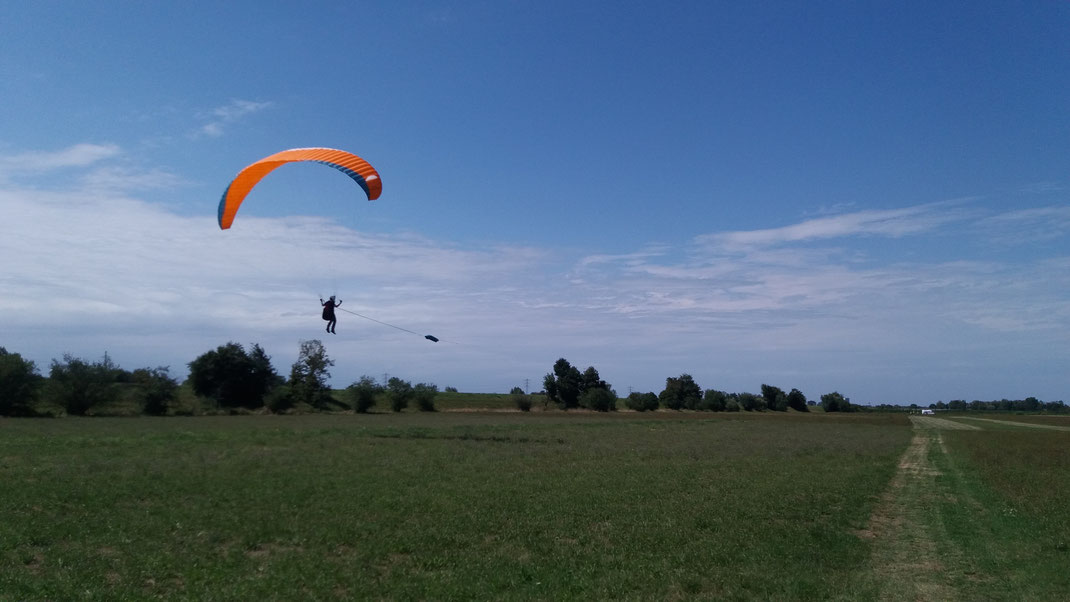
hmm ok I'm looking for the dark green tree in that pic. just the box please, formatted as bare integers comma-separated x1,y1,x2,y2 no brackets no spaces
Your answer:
542,372,558,405
761,384,788,412
787,388,809,412
701,389,728,412
48,354,118,416
547,358,583,409
626,391,659,412
414,383,438,412
580,387,617,412
820,391,853,412
386,377,413,412
289,339,335,409
345,375,381,413
659,374,702,410
0,347,42,416
187,342,280,408
131,367,177,416
736,392,765,412
581,366,609,392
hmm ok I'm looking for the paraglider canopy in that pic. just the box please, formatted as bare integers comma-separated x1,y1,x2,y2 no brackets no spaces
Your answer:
218,147,381,229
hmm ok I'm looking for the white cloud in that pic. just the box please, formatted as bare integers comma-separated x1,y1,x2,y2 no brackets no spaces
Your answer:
698,201,972,249
0,143,121,177
1,173,1067,402
979,205,1070,242
194,99,273,138
80,166,185,192
0,182,563,392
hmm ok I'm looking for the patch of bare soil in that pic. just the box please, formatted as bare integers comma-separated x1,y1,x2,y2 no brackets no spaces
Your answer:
851,423,965,601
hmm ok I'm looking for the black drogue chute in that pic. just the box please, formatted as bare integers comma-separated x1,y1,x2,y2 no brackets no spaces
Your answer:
424,335,439,343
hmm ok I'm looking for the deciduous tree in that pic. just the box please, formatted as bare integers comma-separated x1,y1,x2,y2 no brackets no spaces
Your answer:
289,339,335,409
787,388,809,412
0,347,41,416
48,354,118,416
346,375,381,413
187,342,280,408
131,367,177,416
659,374,702,410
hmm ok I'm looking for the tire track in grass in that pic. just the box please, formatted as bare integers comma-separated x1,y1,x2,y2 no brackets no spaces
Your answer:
851,416,980,601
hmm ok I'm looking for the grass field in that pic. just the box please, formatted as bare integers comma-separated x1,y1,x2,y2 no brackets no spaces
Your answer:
2,409,1069,600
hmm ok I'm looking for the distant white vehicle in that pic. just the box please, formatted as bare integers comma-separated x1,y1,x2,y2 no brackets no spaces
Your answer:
920,409,935,415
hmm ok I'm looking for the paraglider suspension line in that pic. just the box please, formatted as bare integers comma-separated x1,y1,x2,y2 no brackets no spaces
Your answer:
336,307,426,338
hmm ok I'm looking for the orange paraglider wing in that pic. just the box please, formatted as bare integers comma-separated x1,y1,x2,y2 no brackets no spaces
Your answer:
217,147,381,229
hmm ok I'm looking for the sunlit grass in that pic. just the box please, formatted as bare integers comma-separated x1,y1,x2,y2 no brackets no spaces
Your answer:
930,429,1070,598
1,412,909,599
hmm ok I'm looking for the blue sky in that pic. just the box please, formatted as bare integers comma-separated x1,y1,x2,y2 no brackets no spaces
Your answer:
1,1,1068,404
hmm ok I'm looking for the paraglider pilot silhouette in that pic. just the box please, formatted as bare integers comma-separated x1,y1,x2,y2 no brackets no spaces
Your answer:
321,296,341,334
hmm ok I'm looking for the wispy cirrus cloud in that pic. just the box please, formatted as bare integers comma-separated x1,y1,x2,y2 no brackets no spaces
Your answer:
2,170,1067,401
194,99,273,138
570,200,1070,356
0,143,182,193
0,143,120,177
698,201,973,249
978,205,1070,242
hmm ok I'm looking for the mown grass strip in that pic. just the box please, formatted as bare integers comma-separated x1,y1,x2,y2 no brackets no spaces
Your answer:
926,429,1070,599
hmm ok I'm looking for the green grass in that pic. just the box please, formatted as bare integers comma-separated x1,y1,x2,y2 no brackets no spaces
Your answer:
920,428,1070,598
1,412,909,600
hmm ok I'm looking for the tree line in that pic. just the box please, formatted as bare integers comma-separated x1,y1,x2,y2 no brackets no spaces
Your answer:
4,346,1062,417
533,357,856,413
0,342,438,417
926,397,1066,413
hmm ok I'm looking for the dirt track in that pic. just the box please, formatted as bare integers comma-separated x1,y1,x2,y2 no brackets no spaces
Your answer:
852,416,975,600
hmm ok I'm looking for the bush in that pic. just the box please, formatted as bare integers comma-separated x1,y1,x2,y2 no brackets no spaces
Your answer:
821,391,854,412
414,383,438,412
511,386,532,412
48,354,118,416
580,387,617,412
265,384,295,413
345,376,381,413
725,399,741,412
773,394,789,412
131,367,177,416
701,389,728,412
736,392,764,412
626,391,659,412
387,377,413,412
0,347,42,416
